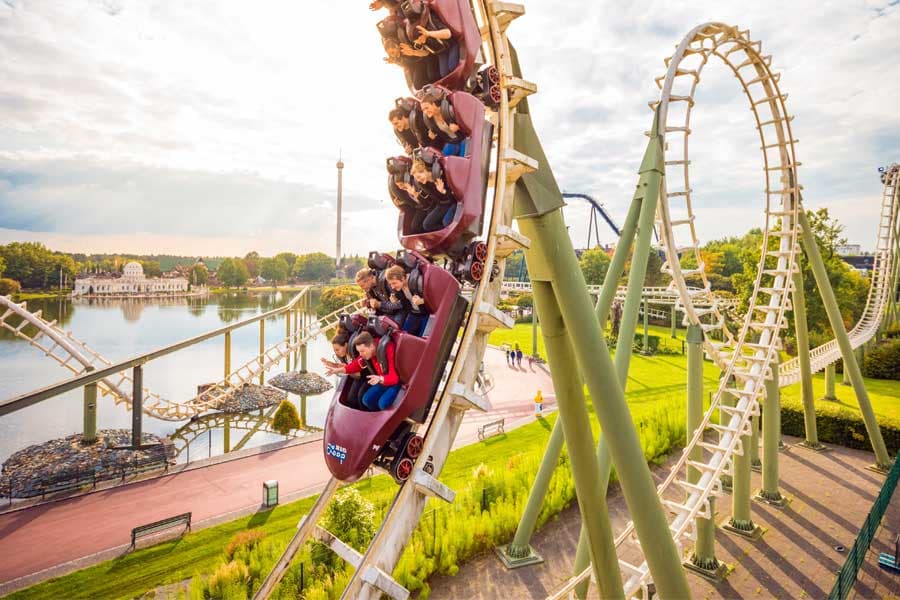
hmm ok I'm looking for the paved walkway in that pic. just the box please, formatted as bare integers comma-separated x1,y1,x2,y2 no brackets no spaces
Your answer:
852,471,900,599
429,437,898,599
0,347,553,593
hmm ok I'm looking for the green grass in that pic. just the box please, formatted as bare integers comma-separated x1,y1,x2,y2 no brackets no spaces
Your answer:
781,372,900,422
13,291,70,300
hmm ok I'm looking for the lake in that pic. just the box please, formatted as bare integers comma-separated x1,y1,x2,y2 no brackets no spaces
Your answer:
0,290,338,465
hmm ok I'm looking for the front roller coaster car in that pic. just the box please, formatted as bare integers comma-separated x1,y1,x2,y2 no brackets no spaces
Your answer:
323,253,468,483
398,91,492,276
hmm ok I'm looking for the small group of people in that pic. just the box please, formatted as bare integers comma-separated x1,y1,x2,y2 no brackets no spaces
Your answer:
320,256,432,412
372,0,460,88
388,85,468,235
507,344,524,368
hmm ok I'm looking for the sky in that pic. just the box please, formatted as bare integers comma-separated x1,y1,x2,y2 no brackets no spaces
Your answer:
0,0,898,258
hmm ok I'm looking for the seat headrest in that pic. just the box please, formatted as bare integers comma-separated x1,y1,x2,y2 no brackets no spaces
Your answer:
395,97,417,115
367,315,399,338
440,98,455,124
399,0,424,19
408,267,424,297
395,250,418,272
368,252,396,270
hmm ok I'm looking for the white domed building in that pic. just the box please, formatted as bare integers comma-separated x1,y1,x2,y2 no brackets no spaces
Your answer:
73,261,189,297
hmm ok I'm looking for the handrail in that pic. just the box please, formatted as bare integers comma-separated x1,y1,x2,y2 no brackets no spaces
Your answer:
0,287,311,417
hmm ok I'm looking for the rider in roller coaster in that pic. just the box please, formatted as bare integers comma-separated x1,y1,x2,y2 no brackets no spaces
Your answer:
325,331,401,411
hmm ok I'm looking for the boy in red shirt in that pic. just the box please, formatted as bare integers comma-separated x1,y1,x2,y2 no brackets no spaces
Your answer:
325,331,401,411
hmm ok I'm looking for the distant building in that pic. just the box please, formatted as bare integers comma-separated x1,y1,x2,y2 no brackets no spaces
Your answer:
73,261,189,297
837,244,862,256
841,255,875,276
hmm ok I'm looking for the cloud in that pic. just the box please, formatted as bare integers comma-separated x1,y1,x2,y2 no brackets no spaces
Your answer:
0,0,897,257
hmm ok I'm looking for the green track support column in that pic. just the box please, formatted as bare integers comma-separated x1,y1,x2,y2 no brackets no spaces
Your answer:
756,358,787,506
842,357,852,386
300,395,307,428
223,415,231,454
530,281,624,598
719,387,734,493
503,184,642,574
572,121,673,596
82,366,97,444
799,209,892,470
791,269,822,450
724,425,761,539
684,325,725,578
823,363,838,401
671,304,678,338
285,309,292,372
642,297,650,354
750,413,761,472
531,305,538,357
519,212,691,599
497,418,564,567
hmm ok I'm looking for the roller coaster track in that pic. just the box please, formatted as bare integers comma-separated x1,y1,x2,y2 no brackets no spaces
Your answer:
0,289,363,421
779,163,899,385
253,2,530,598
550,22,803,597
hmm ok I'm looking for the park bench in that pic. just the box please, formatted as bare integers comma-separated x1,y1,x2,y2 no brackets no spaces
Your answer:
478,418,505,441
131,512,192,548
878,535,900,572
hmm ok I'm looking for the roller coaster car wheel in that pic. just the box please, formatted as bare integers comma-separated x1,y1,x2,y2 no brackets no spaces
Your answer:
394,457,414,483
489,85,501,106
486,65,500,84
405,434,424,459
469,260,484,282
474,241,488,262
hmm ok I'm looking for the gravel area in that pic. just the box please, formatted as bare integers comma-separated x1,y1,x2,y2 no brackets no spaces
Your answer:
218,383,287,413
268,371,333,396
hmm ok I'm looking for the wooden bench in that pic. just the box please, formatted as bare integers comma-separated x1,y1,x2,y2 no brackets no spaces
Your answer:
478,418,505,441
131,512,192,547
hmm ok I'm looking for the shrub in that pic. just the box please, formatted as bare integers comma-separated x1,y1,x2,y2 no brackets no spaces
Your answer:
780,397,900,455
317,285,364,317
884,322,900,339
862,339,900,380
225,529,267,561
0,278,21,296
515,293,533,308
271,400,301,435
312,488,376,569
206,560,249,600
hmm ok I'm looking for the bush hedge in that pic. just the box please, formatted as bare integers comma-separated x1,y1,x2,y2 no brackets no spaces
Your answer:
780,396,900,455
862,339,900,380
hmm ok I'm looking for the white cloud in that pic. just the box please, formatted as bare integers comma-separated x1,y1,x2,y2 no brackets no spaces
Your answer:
0,0,897,257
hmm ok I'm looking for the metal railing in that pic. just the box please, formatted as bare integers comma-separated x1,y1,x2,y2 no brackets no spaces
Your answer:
0,289,318,449
828,457,900,599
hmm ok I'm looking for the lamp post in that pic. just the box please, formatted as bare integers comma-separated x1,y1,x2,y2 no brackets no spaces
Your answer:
336,154,344,278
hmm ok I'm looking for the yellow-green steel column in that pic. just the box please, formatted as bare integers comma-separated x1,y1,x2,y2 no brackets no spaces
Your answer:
791,269,821,449
750,413,761,471
285,308,292,372
224,331,232,380
685,325,721,572
799,209,891,468
531,281,624,598
519,209,691,599
259,319,265,385
83,366,98,444
758,358,785,504
823,363,838,401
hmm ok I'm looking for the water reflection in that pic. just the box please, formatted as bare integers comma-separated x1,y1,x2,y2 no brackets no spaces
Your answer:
0,290,331,465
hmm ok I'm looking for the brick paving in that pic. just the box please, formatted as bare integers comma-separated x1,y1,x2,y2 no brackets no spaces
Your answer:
852,475,900,599
430,437,900,599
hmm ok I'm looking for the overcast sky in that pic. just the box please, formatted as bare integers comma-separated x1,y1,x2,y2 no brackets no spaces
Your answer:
0,0,897,258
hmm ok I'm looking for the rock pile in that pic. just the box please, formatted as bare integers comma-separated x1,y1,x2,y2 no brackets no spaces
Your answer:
268,371,333,396
218,383,287,413
0,429,172,499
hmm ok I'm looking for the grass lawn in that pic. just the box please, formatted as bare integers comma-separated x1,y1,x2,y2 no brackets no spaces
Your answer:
781,372,900,422
14,322,899,599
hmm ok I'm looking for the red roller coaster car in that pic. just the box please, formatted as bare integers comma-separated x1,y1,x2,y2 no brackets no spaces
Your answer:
398,90,492,267
322,251,468,483
398,0,479,92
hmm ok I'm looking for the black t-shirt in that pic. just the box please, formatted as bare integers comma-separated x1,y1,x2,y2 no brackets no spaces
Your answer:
395,127,418,152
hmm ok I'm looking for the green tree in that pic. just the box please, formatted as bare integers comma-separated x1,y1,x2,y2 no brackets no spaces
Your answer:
515,293,533,308
340,254,366,277
275,252,299,274
295,252,336,282
312,489,376,569
260,257,289,285
243,251,260,278
217,258,250,288
271,399,301,434
190,263,209,286
0,255,5,279
140,260,162,278
317,285,365,317
579,247,611,285
0,278,21,296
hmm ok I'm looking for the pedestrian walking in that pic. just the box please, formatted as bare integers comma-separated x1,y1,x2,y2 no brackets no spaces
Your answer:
534,389,543,417
527,354,534,369
515,345,523,368
506,348,513,366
